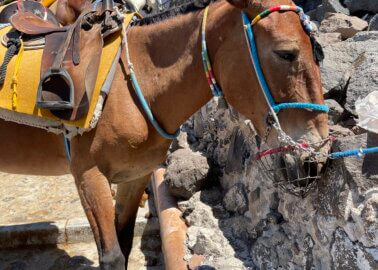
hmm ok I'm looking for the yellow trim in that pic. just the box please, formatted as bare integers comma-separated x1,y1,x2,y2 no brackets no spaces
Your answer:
41,0,57,7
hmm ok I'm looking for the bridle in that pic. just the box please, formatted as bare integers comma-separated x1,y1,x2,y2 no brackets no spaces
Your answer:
201,4,329,155
123,3,329,149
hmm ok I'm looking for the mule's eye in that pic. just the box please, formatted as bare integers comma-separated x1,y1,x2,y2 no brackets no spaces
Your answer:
274,50,297,62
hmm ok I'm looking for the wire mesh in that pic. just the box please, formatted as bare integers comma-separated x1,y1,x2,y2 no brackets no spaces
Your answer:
255,146,323,197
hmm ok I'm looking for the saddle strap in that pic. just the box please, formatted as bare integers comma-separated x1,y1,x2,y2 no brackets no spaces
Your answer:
52,11,95,69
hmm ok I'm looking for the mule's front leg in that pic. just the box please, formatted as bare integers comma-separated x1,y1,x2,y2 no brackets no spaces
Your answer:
115,174,151,269
73,167,125,270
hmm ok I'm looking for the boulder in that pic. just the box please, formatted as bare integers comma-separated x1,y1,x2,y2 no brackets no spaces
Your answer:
315,32,342,46
224,127,251,174
320,31,378,95
368,14,378,31
322,0,350,15
165,148,210,199
319,13,368,39
344,0,378,14
222,183,249,215
314,0,350,22
344,42,378,115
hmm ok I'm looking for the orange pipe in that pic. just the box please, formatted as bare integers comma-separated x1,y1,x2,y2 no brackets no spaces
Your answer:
152,168,188,270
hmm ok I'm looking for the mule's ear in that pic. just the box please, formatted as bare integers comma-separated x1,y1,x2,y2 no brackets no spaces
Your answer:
226,0,249,9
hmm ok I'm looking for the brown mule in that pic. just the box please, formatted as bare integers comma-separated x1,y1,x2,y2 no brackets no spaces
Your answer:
0,0,328,269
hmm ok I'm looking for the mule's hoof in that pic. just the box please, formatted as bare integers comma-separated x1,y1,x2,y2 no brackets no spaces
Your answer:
101,247,125,270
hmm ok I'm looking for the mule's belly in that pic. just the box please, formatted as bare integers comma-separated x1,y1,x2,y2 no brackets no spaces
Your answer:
0,120,70,175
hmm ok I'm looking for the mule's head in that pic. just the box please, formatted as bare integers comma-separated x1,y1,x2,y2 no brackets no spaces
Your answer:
213,0,329,193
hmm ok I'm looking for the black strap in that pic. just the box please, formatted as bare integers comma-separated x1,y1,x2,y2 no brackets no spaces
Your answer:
0,35,21,85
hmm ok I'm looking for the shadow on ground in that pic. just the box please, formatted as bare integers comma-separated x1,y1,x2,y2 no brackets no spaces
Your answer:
0,222,98,270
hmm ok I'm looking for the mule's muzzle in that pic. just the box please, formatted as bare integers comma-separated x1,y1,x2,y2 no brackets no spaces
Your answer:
256,142,329,197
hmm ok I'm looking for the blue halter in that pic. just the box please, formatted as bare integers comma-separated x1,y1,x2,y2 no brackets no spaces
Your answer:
240,11,329,114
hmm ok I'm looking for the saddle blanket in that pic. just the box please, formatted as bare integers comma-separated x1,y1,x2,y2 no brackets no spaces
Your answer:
0,13,135,137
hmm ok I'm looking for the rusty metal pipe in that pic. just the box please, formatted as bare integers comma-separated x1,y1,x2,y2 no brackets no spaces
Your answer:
152,168,188,270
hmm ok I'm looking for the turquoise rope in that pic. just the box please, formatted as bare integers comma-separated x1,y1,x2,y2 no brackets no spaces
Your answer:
63,136,71,162
129,72,180,140
273,103,329,113
330,147,378,159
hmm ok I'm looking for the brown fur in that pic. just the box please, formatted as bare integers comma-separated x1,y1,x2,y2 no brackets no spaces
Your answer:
0,0,328,269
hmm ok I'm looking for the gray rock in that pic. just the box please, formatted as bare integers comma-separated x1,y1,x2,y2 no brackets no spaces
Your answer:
329,124,355,137
320,31,378,94
222,183,249,214
344,0,378,14
345,49,378,115
331,228,377,269
170,131,189,152
165,149,210,199
368,14,378,31
324,99,344,124
322,0,350,15
319,13,368,39
315,0,350,22
316,32,342,46
225,127,251,174
331,133,377,193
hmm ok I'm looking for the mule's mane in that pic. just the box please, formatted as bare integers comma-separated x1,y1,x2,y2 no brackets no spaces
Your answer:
134,0,214,25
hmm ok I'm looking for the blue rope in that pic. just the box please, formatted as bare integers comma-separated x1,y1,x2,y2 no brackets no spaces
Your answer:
63,136,71,162
242,12,276,106
330,147,378,159
273,103,329,113
129,72,180,140
241,12,329,114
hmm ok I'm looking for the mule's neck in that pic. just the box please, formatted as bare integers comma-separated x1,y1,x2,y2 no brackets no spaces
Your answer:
126,1,233,135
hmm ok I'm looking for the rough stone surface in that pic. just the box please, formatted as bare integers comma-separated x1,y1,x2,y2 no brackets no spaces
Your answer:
344,40,378,115
182,190,254,269
319,13,368,39
344,0,378,14
320,31,378,95
165,148,210,199
322,0,350,15
222,183,248,214
369,14,378,31
316,32,342,46
178,96,378,269
313,0,349,22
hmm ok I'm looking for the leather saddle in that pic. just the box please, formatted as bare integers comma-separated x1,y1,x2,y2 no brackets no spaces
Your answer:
6,0,122,121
